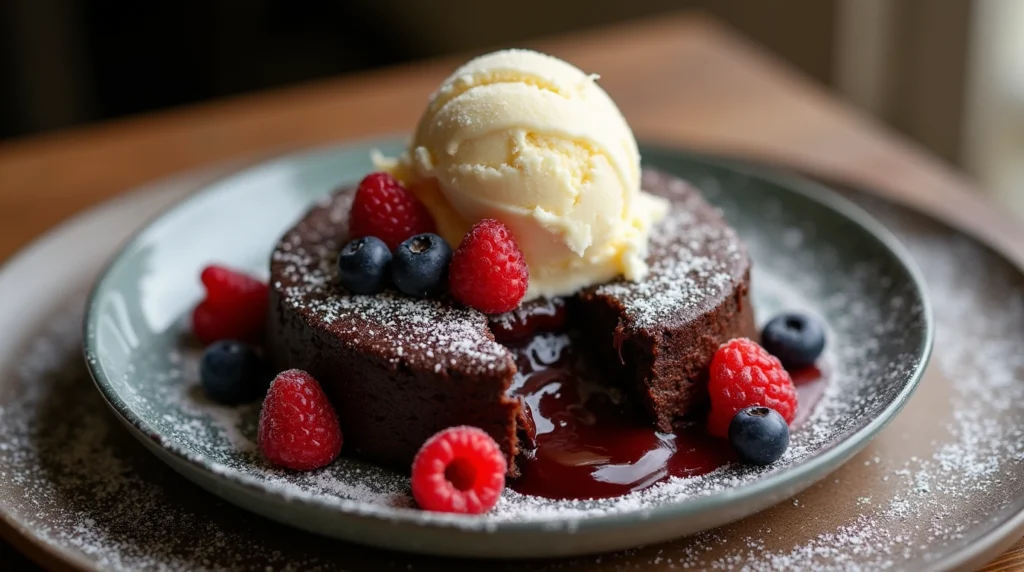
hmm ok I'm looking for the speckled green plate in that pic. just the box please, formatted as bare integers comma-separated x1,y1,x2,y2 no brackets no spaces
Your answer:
83,139,932,558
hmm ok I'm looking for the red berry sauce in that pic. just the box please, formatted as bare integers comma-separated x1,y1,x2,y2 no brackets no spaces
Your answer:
507,332,828,501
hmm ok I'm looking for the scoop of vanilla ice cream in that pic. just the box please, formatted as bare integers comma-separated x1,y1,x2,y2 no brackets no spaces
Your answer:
386,49,669,300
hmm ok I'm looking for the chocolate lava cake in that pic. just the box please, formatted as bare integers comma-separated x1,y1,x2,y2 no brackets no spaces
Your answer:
265,169,756,476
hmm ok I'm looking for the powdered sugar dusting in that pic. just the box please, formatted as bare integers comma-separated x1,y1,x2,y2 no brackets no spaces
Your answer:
640,201,1024,570
269,171,749,377
7,180,1022,569
594,171,745,329
271,192,510,375
81,172,927,533
2,303,334,570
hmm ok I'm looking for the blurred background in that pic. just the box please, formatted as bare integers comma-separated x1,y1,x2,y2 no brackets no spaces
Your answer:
1,0,1022,213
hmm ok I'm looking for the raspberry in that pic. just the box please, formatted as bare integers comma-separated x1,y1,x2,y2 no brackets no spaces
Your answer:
411,426,506,514
706,338,797,439
201,265,266,307
258,369,342,471
448,219,529,314
349,172,436,250
192,265,268,345
192,301,233,346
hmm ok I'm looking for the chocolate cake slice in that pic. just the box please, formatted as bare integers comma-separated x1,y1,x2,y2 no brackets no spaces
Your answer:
266,169,755,475
265,192,522,475
579,170,755,432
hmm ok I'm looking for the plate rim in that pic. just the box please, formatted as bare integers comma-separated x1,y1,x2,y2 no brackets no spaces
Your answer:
80,138,935,535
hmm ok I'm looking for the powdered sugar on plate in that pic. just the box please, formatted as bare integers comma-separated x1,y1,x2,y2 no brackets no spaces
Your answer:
650,203,1024,571
82,170,929,533
6,176,1021,569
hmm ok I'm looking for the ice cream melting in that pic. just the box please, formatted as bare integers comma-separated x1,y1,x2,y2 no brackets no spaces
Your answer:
378,49,669,300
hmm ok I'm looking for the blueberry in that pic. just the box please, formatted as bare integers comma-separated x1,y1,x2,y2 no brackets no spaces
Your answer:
729,406,790,465
200,340,270,404
761,312,826,369
392,233,452,297
337,236,392,294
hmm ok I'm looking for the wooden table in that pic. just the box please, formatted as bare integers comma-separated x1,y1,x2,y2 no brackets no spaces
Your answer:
1,12,1022,572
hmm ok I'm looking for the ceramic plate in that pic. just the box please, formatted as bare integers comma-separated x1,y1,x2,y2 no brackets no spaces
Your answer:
82,140,932,558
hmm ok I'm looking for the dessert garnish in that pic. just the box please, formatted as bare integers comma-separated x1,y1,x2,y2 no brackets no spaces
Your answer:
411,426,506,514
449,219,529,314
258,369,342,471
348,172,435,250
761,312,827,369
392,233,453,297
706,338,797,439
192,265,268,345
336,236,392,295
729,406,791,465
199,340,269,405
